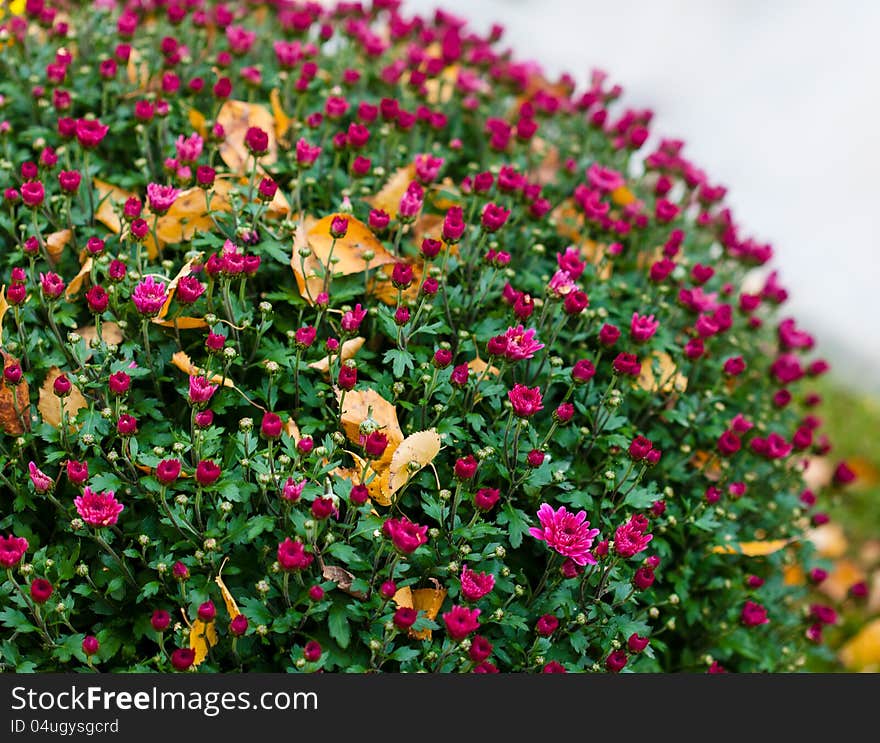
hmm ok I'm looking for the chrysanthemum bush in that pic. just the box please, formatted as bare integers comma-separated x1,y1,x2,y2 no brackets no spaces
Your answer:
0,0,858,673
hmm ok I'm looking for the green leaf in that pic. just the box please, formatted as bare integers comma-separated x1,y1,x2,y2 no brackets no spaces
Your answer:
623,487,659,509
328,603,351,649
0,608,35,633
246,515,275,540
499,503,531,549
383,348,414,378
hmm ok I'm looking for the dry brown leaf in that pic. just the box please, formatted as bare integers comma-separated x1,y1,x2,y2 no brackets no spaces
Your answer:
839,618,880,671
393,579,447,640
365,164,416,219
215,558,241,620
189,619,218,667
171,351,234,389
321,563,366,600
388,429,441,494
307,213,395,276
73,322,124,347
711,539,793,557
46,229,72,265
216,100,278,175
807,523,849,559
689,450,723,482
0,351,29,435
93,179,137,234
64,257,93,300
37,367,87,429
308,337,365,375
270,88,292,141
284,417,301,443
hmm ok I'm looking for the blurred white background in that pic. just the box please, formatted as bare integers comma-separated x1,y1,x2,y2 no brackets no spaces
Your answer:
408,0,880,391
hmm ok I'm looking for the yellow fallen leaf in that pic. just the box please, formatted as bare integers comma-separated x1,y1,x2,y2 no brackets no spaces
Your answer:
270,88,292,140
689,450,723,482
144,188,222,258
216,100,278,175
388,429,441,494
126,46,150,90
611,186,637,207
394,579,447,640
171,351,235,389
783,564,805,586
338,387,404,456
468,356,500,377
64,257,93,300
367,260,423,305
188,107,207,139
808,523,849,559
189,619,218,667
638,351,687,394
365,164,416,219
712,539,793,556
424,64,459,105
307,213,395,276
342,453,393,507
0,351,29,435
308,337,365,375
37,367,87,430
839,619,880,671
46,229,72,265
818,558,866,603
0,286,8,347
214,558,241,620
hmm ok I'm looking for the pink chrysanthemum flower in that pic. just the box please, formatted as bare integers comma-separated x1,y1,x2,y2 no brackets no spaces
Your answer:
146,182,179,214
503,325,544,361
75,487,124,527
175,133,204,164
529,504,600,566
131,276,168,316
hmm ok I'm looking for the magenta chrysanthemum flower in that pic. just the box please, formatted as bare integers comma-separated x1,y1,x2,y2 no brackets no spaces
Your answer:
131,276,168,316
529,504,600,566
0,534,29,568
28,461,53,493
503,325,544,361
614,516,653,558
74,487,124,527
460,566,495,602
188,375,217,405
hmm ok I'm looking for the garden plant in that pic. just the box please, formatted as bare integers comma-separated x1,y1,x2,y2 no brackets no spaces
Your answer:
0,0,857,673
